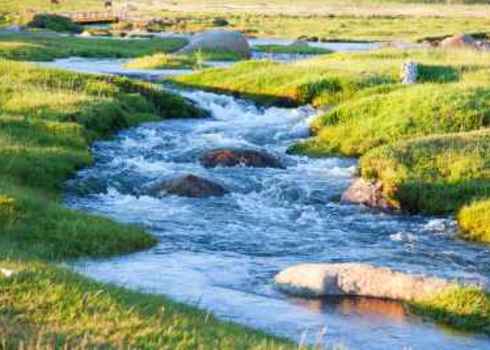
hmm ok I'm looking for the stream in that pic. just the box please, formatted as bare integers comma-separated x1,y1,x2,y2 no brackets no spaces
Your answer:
48,57,490,349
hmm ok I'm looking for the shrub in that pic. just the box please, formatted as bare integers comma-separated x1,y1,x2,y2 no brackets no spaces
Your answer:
27,14,82,33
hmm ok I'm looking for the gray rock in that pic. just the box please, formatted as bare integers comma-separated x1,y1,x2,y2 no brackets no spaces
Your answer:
150,174,228,198
290,39,309,47
275,263,455,302
179,30,251,58
200,149,284,169
440,34,478,50
341,178,396,211
401,61,418,85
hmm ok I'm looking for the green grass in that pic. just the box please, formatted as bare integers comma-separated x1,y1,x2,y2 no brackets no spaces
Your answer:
125,53,200,70
357,130,490,214
0,262,296,349
156,12,490,43
27,14,82,33
0,32,188,61
458,200,490,243
292,83,490,157
125,49,244,70
253,44,333,55
0,59,297,348
0,59,204,260
409,286,490,335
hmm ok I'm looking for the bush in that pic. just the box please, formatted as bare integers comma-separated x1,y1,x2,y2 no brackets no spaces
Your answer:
27,14,82,33
212,17,229,27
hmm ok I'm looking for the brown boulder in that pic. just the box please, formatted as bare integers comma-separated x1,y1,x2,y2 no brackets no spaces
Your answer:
150,175,228,198
200,149,284,169
341,178,396,211
439,34,478,50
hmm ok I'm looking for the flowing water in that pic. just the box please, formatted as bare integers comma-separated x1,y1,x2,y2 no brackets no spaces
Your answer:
51,59,490,349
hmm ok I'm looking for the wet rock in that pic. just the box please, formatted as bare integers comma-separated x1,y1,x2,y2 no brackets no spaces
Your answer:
440,34,478,50
150,174,228,198
274,263,455,302
200,149,284,169
341,178,396,211
179,30,251,58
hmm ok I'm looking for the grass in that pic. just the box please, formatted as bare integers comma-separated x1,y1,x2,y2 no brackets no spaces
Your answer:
27,14,82,33
458,200,490,243
253,44,333,55
172,48,487,107
125,53,200,70
0,59,297,348
125,50,243,70
292,82,490,157
409,286,490,335
163,13,490,42
357,130,490,214
0,32,188,61
0,262,296,349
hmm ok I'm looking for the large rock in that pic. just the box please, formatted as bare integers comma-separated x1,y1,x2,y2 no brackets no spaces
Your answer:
179,30,251,58
341,178,396,211
275,263,454,302
150,175,228,198
200,149,284,169
440,34,478,50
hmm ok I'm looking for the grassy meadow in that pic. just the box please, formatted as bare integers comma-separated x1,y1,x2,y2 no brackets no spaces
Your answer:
0,32,188,61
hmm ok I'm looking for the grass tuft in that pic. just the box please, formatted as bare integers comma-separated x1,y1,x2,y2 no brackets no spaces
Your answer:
409,286,490,335
458,200,490,243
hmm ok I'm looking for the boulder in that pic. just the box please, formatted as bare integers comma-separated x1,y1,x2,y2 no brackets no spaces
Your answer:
200,149,284,169
274,263,454,302
401,61,418,85
290,39,309,47
150,174,228,198
341,178,396,211
179,30,251,58
440,34,478,50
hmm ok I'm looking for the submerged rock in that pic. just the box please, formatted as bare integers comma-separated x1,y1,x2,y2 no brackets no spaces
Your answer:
200,149,284,169
179,30,251,58
150,174,228,198
341,178,396,211
440,34,478,50
274,263,454,302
